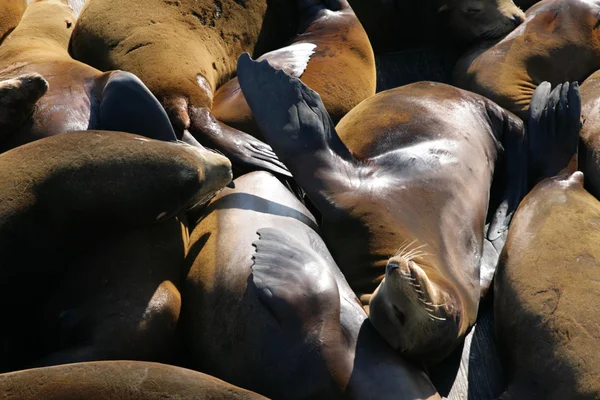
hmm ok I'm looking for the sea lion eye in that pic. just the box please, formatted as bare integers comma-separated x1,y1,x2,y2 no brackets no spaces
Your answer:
66,20,73,29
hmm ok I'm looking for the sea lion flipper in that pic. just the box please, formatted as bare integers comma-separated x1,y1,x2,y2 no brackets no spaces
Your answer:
528,81,581,183
481,106,529,295
251,227,340,330
0,73,48,136
256,43,317,78
238,52,357,215
92,71,177,142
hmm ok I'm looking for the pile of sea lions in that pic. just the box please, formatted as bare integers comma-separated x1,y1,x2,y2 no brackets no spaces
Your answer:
1,0,600,398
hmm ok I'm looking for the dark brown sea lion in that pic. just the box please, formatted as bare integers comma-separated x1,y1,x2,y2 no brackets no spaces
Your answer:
0,130,231,372
70,0,291,177
346,0,524,54
236,54,528,365
494,82,600,399
454,0,600,120
579,69,600,199
0,361,267,399
0,0,178,152
210,0,375,139
0,0,26,45
181,171,440,399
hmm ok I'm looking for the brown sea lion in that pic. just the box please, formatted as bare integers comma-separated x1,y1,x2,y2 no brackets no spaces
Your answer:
494,82,600,399
0,0,26,45
210,0,375,139
578,69,600,199
346,0,524,54
237,54,528,364
0,361,267,399
0,0,178,152
70,0,291,177
454,0,600,120
0,0,25,41
0,130,231,372
181,171,440,399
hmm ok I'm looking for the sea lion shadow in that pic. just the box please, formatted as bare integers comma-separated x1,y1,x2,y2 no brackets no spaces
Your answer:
428,297,505,399
205,192,319,231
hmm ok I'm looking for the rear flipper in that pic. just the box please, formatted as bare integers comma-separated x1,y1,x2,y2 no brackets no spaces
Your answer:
91,70,177,142
0,73,48,140
251,227,340,333
237,52,359,216
187,105,291,178
528,81,581,185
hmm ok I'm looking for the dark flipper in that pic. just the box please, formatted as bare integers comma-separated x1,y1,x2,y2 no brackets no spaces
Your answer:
237,52,358,215
481,109,528,296
528,81,581,185
91,71,177,142
187,105,291,178
251,227,340,332
0,73,48,141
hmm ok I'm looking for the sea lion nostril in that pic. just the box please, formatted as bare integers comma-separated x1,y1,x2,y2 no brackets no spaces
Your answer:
511,14,524,26
387,261,400,273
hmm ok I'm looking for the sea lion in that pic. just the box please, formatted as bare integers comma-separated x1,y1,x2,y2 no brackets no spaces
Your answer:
181,171,440,399
454,0,600,120
0,0,26,45
494,82,600,399
237,54,528,364
346,0,524,54
70,0,291,177
0,130,231,372
0,361,267,399
0,0,178,152
578,69,600,199
210,0,375,139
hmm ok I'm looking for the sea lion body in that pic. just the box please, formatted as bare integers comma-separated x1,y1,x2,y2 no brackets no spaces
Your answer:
182,171,440,399
0,0,177,151
579,69,600,199
237,55,528,364
0,131,231,371
496,171,600,399
0,361,267,399
211,0,376,138
454,0,600,120
70,0,290,177
0,0,26,45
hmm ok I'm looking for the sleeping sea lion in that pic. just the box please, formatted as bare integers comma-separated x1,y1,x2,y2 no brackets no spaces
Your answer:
0,361,267,399
236,54,528,364
0,130,231,372
494,82,600,399
0,0,177,152
181,171,440,399
454,0,600,120
210,0,376,139
346,0,524,53
578,69,600,199
70,0,290,177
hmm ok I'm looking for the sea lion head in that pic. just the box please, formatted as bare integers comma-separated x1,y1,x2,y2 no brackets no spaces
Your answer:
439,0,525,43
22,0,76,47
369,251,463,364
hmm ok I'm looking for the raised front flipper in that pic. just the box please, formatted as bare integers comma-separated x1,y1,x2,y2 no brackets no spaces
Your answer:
238,52,360,217
0,73,48,142
91,71,177,142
